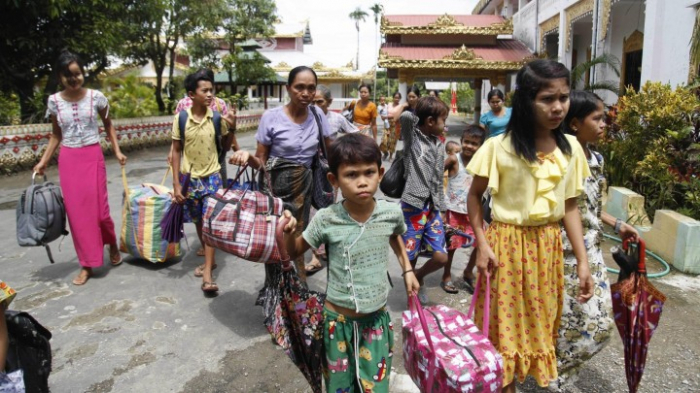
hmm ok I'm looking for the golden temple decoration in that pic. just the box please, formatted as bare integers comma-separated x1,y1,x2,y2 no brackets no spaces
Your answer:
378,57,527,72
323,70,344,78
273,61,292,71
444,45,480,61
539,14,560,52
599,0,612,41
565,0,594,51
311,61,326,70
380,15,403,29
428,14,464,29
318,69,363,81
381,15,513,35
378,50,404,61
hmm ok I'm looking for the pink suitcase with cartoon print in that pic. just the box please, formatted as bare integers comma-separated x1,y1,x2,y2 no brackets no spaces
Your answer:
402,276,503,392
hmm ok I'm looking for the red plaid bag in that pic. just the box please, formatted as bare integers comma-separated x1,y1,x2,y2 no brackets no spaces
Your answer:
202,165,285,262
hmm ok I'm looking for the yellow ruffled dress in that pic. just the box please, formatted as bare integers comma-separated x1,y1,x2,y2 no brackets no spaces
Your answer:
466,134,590,387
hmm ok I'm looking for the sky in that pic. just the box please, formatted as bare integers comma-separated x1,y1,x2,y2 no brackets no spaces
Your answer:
273,0,481,72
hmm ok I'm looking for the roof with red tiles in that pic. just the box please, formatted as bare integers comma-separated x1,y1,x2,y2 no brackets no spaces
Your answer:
383,14,507,27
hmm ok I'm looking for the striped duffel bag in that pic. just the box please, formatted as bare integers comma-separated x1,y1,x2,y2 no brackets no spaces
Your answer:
201,165,285,263
120,167,181,263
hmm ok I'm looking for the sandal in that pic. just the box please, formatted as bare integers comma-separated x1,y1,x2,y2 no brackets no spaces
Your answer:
109,247,122,266
196,248,206,257
194,263,217,278
72,270,91,286
440,281,459,294
201,281,219,293
305,263,324,276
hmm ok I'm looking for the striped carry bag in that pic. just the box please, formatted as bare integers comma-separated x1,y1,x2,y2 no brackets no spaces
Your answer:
201,164,286,263
120,167,181,263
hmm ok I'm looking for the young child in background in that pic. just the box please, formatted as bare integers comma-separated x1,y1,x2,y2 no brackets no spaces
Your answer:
553,90,639,390
445,140,461,156
283,133,419,393
441,125,486,294
399,96,449,305
443,140,461,195
466,59,593,392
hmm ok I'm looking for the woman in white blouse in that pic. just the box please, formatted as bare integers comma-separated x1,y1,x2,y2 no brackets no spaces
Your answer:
34,51,127,286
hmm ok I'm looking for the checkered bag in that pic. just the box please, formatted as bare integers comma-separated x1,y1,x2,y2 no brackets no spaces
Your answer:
202,165,285,263
402,275,503,392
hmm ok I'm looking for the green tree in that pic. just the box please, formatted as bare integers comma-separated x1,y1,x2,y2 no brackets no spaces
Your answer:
221,0,277,93
691,6,700,76
0,92,21,125
369,3,383,100
375,70,398,99
600,82,700,219
120,0,222,113
439,83,474,114
103,75,159,118
349,7,369,71
0,1,139,121
221,50,276,100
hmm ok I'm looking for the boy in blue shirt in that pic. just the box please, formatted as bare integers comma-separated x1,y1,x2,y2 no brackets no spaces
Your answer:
283,133,419,393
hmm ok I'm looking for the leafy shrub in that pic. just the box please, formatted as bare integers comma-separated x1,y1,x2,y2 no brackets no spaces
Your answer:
0,92,21,125
599,81,700,220
102,75,159,118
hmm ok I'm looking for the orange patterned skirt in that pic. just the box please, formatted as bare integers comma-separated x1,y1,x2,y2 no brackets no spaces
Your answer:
473,221,565,387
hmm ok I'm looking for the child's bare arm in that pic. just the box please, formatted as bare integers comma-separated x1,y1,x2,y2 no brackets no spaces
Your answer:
563,198,593,303
282,211,311,260
390,234,419,296
444,155,457,176
601,211,639,242
468,176,497,277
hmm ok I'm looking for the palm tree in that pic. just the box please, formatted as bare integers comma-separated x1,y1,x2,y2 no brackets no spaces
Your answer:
370,3,383,100
690,6,700,80
349,7,368,71
571,53,621,96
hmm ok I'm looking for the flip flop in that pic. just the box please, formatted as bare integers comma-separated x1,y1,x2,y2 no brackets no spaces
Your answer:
194,263,217,278
440,281,459,294
196,248,206,257
201,281,219,293
305,263,324,276
72,271,90,286
109,247,122,266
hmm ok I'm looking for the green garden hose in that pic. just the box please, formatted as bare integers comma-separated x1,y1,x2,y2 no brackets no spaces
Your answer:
602,233,671,278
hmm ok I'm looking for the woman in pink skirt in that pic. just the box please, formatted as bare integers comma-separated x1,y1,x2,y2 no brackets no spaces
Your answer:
34,50,127,285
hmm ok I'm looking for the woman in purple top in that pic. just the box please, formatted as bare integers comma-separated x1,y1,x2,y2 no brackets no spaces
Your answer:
230,66,332,282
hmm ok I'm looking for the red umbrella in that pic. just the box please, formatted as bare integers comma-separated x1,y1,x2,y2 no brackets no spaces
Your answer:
611,239,666,393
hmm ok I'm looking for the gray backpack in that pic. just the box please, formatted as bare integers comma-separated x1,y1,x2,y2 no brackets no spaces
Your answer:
16,174,69,263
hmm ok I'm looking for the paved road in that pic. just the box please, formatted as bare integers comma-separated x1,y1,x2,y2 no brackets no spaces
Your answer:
1,115,698,392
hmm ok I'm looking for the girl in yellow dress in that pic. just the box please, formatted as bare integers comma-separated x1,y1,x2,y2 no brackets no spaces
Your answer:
465,59,594,392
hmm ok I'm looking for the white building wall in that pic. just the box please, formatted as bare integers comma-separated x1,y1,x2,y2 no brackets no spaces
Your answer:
641,0,695,87
514,0,538,51
494,0,697,104
596,0,645,103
